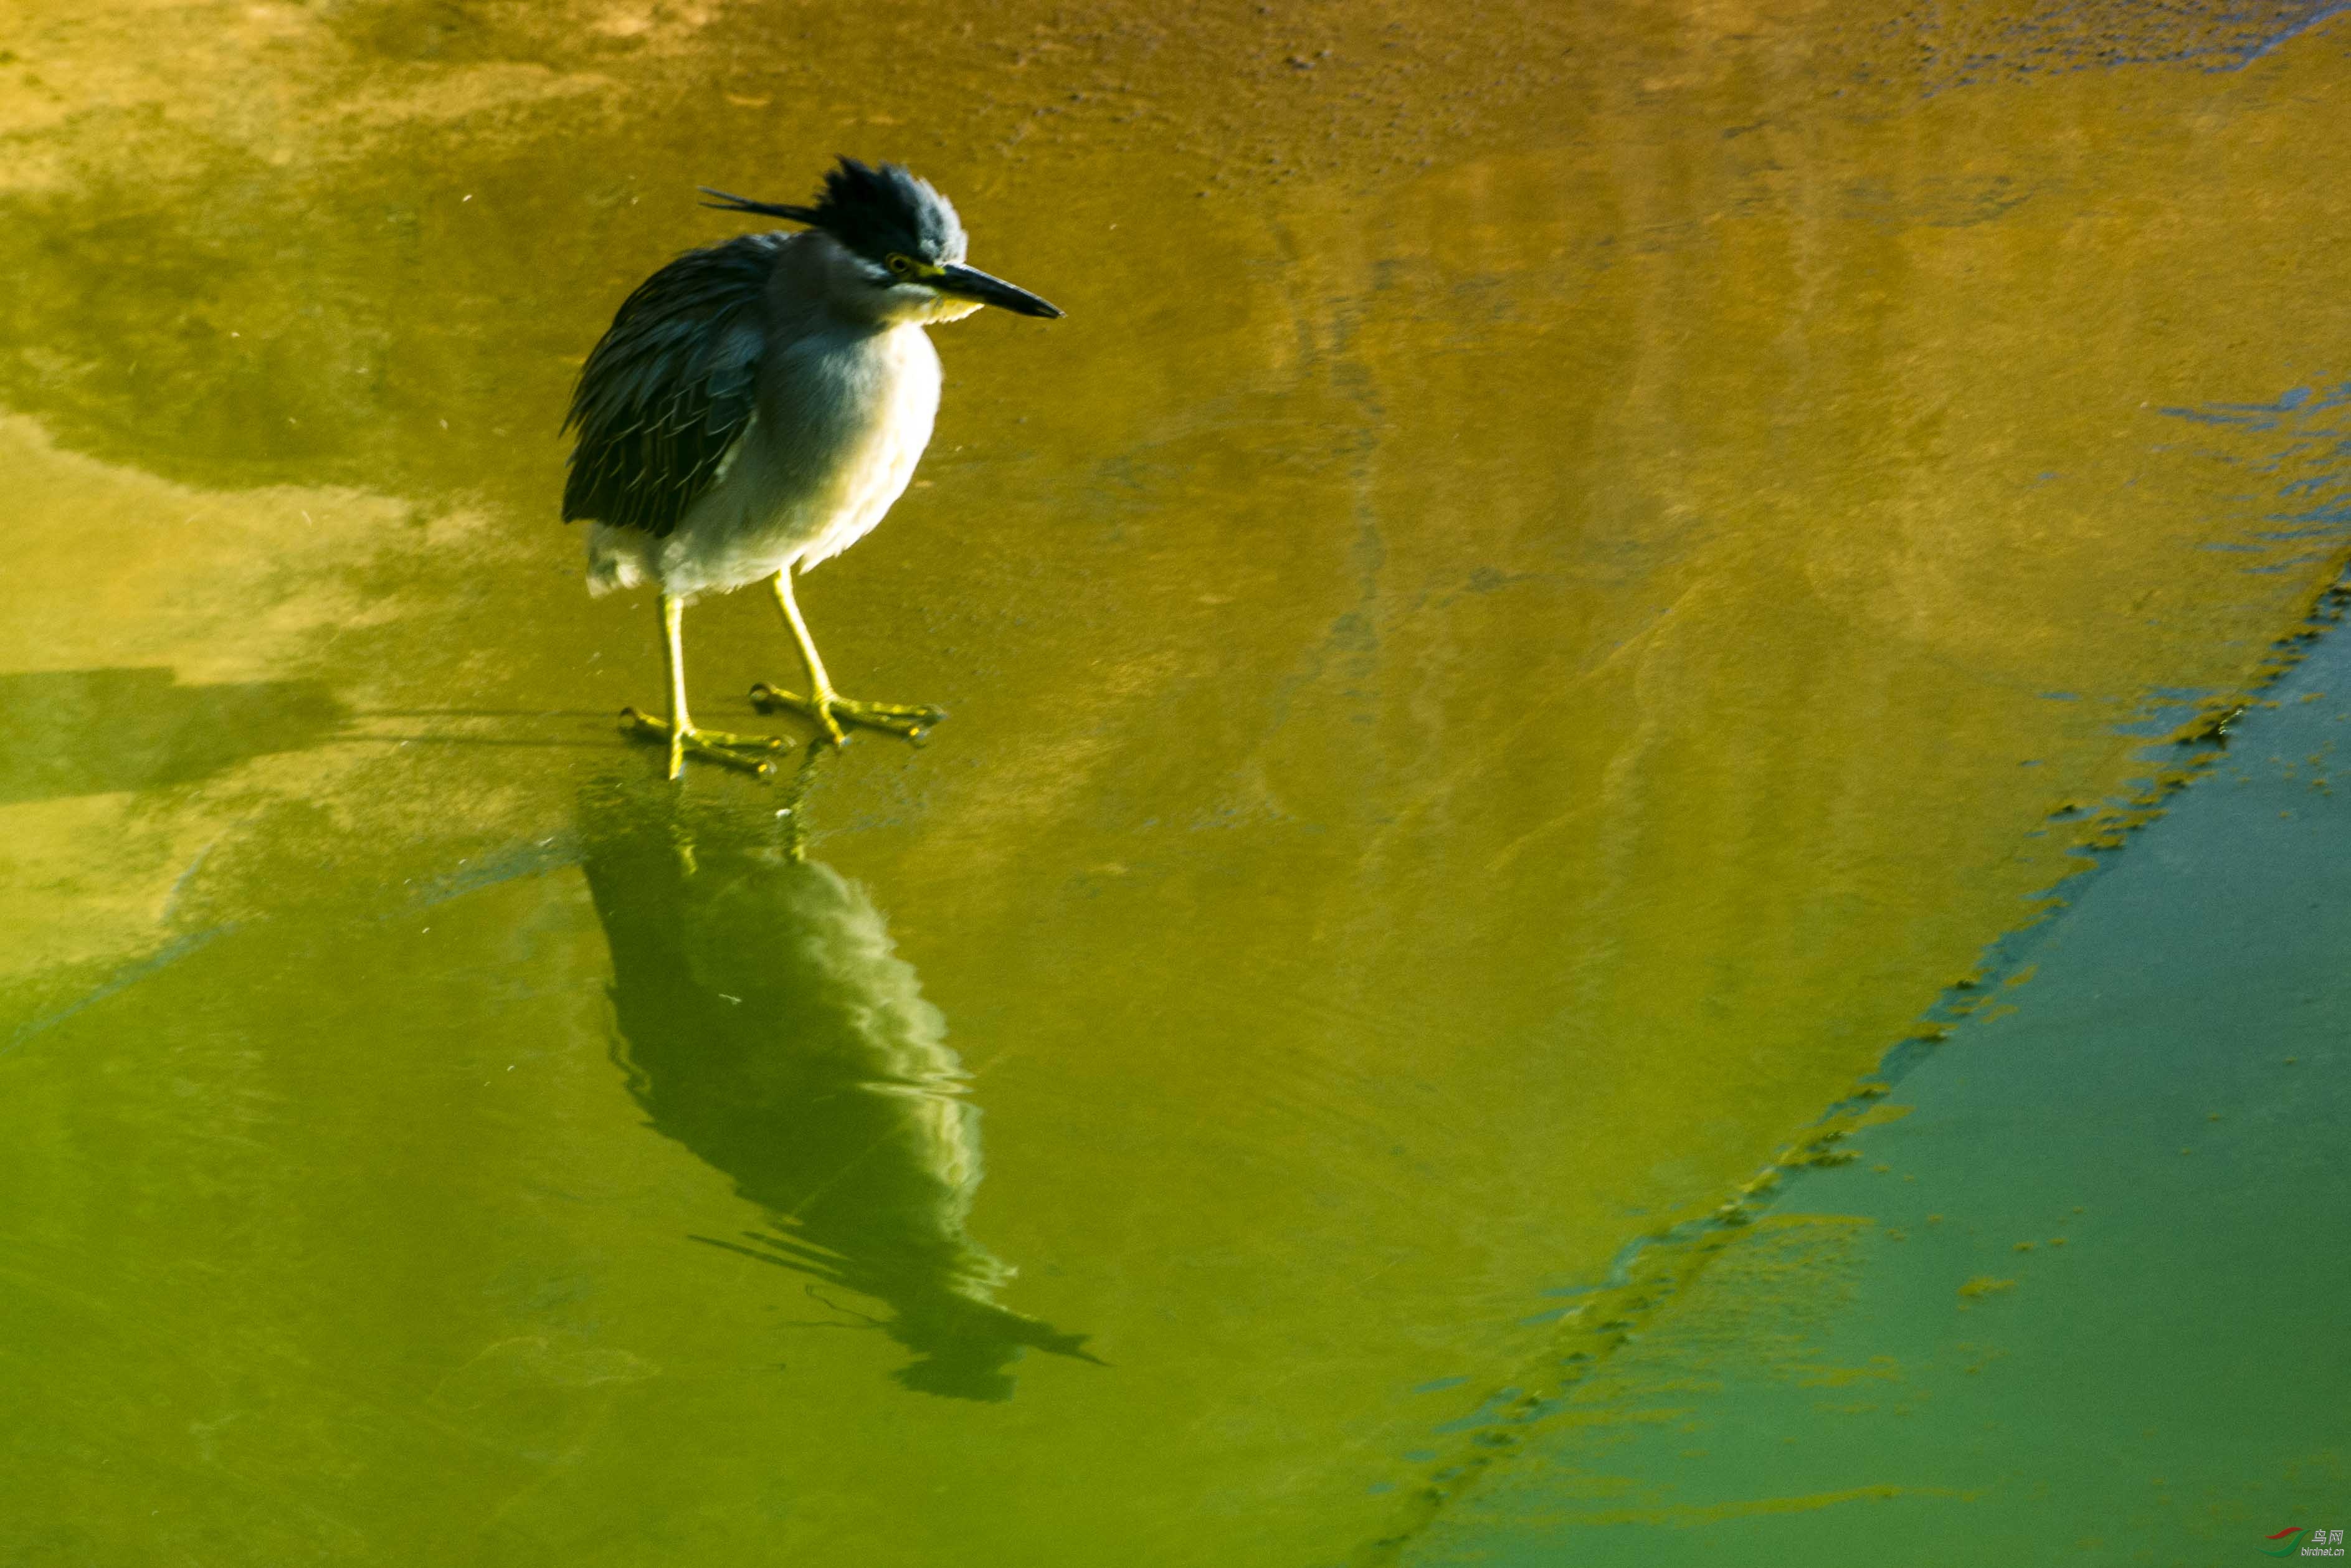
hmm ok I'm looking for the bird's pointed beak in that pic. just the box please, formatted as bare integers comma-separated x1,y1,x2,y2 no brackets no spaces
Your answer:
933,262,1063,319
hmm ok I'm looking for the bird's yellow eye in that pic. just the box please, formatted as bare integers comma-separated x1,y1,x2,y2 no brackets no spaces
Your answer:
885,253,915,277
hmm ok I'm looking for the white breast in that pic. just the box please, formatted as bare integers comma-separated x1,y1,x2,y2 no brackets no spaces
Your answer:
798,325,941,571
642,323,944,598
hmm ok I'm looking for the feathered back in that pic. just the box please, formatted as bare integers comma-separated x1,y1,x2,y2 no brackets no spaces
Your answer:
561,230,783,538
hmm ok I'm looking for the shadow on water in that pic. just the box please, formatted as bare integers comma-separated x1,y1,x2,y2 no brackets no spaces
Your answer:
577,761,1098,1402
0,667,345,804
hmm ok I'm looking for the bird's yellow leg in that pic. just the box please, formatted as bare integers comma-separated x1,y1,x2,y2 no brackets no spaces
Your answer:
751,569,947,744
619,593,786,779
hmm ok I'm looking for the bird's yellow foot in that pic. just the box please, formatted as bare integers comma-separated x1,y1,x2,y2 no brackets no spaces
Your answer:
749,682,946,745
619,708,787,779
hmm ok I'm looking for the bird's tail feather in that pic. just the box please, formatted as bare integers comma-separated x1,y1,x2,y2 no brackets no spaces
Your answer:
585,523,650,596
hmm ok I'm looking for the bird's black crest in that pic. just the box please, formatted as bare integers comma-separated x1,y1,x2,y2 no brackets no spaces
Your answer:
701,158,968,266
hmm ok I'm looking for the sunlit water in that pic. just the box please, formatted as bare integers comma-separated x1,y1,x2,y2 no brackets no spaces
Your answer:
3,1,2348,1562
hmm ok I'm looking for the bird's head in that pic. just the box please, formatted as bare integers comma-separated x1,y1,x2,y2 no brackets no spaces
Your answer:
703,159,1063,326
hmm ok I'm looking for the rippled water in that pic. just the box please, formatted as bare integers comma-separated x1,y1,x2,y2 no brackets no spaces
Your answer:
3,1,2347,1561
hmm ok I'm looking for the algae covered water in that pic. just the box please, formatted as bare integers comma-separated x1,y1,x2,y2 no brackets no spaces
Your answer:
2,0,2348,1562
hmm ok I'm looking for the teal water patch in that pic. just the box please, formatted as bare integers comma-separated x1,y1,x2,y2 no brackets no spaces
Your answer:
1392,614,2351,1564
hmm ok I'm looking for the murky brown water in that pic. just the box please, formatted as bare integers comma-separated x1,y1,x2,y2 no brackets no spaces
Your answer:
4,1,2348,1561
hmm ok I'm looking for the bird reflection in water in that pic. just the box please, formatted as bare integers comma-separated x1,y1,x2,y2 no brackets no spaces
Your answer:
579,761,1096,1400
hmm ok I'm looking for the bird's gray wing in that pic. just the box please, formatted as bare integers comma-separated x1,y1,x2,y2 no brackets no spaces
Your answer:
562,230,788,539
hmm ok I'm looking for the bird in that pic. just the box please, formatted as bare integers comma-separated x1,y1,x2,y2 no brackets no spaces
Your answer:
562,158,1063,777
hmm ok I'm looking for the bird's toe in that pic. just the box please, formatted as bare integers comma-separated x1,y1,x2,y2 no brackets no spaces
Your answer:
751,682,939,745
619,708,784,778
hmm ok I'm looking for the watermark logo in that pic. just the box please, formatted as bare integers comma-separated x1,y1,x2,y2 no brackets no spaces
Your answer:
2263,1527,2346,1558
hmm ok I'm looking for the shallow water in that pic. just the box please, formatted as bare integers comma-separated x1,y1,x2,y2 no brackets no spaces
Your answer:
3,1,2349,1562
1400,590,2351,1566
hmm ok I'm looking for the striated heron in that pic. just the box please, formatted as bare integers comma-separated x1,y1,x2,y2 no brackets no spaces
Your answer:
563,158,1062,777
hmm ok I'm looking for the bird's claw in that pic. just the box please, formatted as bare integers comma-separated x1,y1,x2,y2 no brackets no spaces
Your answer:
748,682,946,746
619,708,786,779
